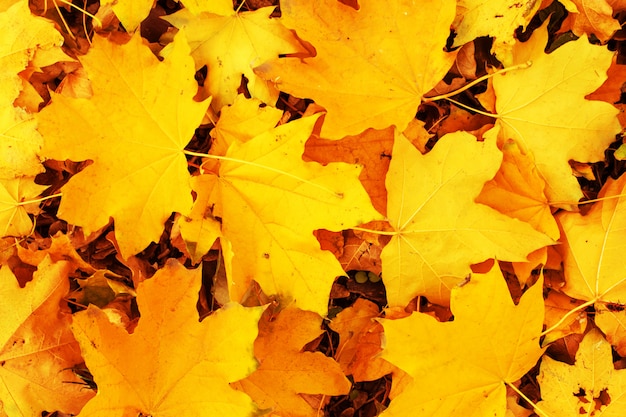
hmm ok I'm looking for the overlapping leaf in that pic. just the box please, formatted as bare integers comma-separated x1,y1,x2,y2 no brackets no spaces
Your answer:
256,0,457,138
0,257,94,416
71,260,263,416
379,264,545,417
556,173,626,303
537,328,626,416
381,130,552,307
208,114,382,314
487,23,621,207
38,32,210,258
165,5,306,111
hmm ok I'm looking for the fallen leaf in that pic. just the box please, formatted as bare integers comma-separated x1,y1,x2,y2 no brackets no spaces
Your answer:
537,328,626,416
71,259,263,416
543,290,588,345
0,257,94,416
165,5,306,111
0,0,66,178
452,0,540,63
0,177,46,237
381,130,552,307
234,306,351,416
488,23,621,207
38,32,211,258
304,126,395,216
100,0,153,32
556,173,626,303
208,114,382,314
379,264,545,417
595,302,626,356
329,298,395,382
178,174,221,264
255,0,457,138
560,0,621,42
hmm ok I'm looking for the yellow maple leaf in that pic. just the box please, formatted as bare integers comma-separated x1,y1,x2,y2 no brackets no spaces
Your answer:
595,303,626,356
556,173,626,304
209,94,283,162
99,0,153,32
452,0,540,63
178,174,221,264
234,306,350,416
487,23,621,208
0,0,67,178
255,0,457,139
38,32,210,258
71,260,263,416
165,5,306,111
379,264,545,417
0,257,94,416
537,328,626,416
0,177,46,237
381,130,552,307
208,114,382,315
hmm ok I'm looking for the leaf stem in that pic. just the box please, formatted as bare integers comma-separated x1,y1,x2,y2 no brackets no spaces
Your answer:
56,0,102,27
539,298,595,338
350,226,397,236
183,150,344,199
549,192,626,207
506,381,551,417
17,192,63,207
423,61,532,102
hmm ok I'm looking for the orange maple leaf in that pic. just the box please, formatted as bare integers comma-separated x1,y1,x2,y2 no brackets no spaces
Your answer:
381,131,552,307
0,257,94,416
255,0,457,138
234,306,351,417
379,264,545,417
37,32,210,258
71,260,263,416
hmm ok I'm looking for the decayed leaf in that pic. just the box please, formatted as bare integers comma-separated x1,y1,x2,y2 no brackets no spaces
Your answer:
556,173,626,304
379,264,545,417
381,130,552,307
255,0,457,139
38,32,211,258
0,177,46,237
234,306,351,416
71,259,263,416
452,0,540,63
537,328,626,416
165,6,306,111
0,257,94,416
208,114,382,314
487,23,621,208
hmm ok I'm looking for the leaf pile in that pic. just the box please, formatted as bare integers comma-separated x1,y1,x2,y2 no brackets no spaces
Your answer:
1,0,626,416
